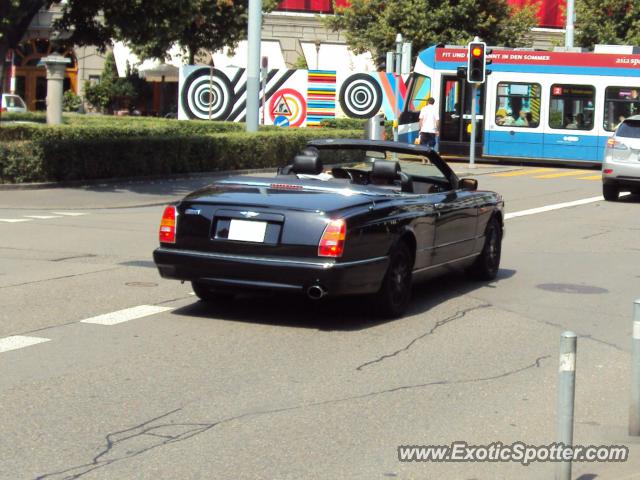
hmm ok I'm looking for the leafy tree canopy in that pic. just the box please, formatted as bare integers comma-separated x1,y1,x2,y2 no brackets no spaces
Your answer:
55,0,277,64
0,1,51,63
575,0,640,48
324,0,537,68
1,0,277,79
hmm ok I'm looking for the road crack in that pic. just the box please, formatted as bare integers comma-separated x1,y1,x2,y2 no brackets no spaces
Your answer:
34,354,548,480
356,303,492,371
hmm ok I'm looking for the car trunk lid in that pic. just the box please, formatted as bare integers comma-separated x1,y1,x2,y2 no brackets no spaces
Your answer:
173,178,377,257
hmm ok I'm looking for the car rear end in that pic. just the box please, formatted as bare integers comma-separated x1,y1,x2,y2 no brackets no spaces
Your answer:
153,179,389,298
603,116,640,200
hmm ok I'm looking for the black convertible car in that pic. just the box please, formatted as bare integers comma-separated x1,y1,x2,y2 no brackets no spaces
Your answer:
153,139,504,317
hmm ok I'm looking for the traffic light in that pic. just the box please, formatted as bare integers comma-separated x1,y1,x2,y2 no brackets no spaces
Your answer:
467,41,487,83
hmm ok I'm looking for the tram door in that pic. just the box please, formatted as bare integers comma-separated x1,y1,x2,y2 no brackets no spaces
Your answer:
439,76,485,156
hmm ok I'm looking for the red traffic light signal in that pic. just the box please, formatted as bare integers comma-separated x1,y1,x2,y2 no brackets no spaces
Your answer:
467,41,487,83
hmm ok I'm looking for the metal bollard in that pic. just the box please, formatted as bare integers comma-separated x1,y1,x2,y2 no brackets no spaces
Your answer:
630,299,640,436
556,331,577,480
364,113,385,141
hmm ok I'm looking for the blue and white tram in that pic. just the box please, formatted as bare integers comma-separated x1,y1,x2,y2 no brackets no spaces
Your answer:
399,45,640,164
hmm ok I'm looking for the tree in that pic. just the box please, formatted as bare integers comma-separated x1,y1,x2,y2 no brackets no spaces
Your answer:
0,0,54,98
55,0,277,65
84,52,152,113
575,0,640,48
324,0,538,69
1,0,277,99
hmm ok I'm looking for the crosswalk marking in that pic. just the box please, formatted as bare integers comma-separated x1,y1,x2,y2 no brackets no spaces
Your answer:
0,335,50,353
505,193,629,220
533,170,593,179
0,212,89,223
51,212,87,216
492,168,555,177
80,305,173,326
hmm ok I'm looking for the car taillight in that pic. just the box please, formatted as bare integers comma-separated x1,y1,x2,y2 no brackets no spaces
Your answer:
159,205,177,244
318,219,346,257
603,168,613,174
606,137,628,150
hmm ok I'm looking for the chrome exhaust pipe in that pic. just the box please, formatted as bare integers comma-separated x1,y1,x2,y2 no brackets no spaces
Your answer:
307,285,327,300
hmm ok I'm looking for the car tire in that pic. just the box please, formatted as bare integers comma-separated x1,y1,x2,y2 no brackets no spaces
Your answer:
375,241,413,318
191,281,234,303
467,217,502,281
602,183,620,201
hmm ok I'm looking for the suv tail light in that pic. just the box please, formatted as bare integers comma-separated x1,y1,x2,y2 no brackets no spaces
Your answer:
606,137,629,150
318,219,346,257
159,205,177,244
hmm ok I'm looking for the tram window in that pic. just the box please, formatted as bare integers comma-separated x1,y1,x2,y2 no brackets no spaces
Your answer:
406,74,432,112
495,82,541,128
603,86,640,131
549,84,595,130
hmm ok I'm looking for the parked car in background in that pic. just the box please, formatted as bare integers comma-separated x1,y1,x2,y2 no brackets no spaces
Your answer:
603,115,640,200
153,139,505,318
1,93,27,113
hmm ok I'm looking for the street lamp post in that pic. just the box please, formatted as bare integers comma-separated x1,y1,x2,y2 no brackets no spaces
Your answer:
246,0,262,132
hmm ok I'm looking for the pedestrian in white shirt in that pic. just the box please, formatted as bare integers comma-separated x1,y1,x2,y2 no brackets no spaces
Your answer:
418,97,440,151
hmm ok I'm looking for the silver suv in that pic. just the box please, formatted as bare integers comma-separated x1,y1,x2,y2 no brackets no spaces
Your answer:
603,115,640,201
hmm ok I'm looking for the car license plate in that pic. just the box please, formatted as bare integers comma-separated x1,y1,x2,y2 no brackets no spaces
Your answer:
227,219,267,242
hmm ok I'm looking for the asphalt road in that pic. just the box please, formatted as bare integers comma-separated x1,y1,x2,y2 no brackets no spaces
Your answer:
1,164,639,479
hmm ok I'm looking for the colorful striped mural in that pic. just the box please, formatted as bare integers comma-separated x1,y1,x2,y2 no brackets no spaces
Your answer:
306,70,337,127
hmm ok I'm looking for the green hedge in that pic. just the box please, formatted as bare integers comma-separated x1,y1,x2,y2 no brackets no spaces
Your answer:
0,128,363,183
0,111,46,123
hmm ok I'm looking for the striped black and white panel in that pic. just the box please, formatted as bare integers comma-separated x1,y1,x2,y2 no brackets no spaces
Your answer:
180,67,296,122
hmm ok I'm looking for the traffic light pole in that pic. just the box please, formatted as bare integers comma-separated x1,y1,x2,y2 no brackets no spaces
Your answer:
469,82,477,168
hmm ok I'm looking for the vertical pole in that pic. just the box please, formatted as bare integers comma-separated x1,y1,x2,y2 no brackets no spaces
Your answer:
260,56,268,125
386,52,394,74
469,83,477,168
208,64,213,121
394,33,402,142
246,0,262,132
565,0,575,48
9,50,16,94
556,331,577,480
630,299,640,435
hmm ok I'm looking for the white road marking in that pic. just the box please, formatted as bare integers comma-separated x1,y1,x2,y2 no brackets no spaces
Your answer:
80,305,172,326
0,335,50,353
51,212,88,216
24,215,63,220
505,194,629,220
188,292,195,296
0,218,32,223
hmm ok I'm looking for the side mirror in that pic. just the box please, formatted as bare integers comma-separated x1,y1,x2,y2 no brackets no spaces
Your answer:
459,178,478,191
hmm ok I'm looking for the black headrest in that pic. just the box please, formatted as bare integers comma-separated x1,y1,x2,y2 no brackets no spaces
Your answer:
371,160,400,181
292,147,322,175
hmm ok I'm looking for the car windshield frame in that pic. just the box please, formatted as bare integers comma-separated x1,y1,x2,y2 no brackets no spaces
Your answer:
306,139,459,190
